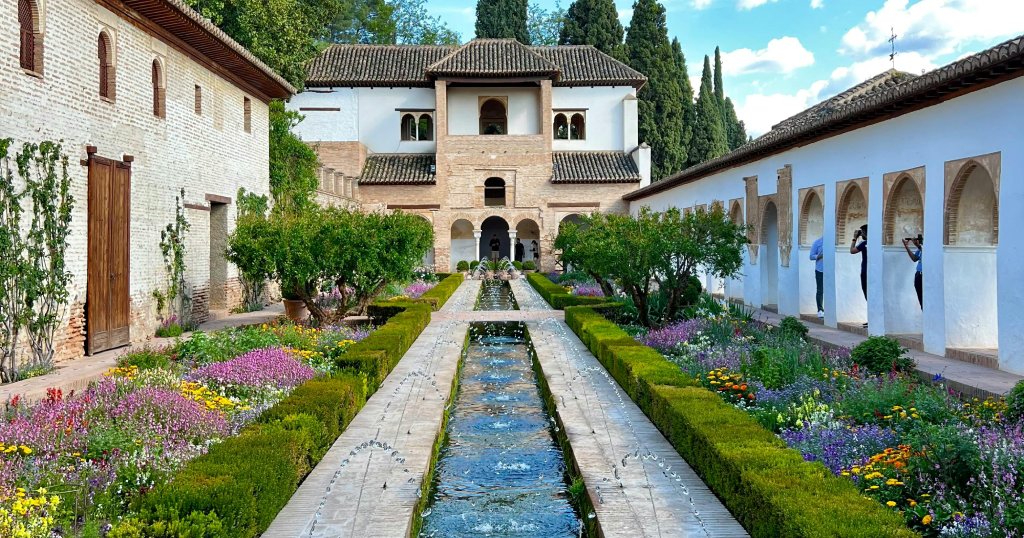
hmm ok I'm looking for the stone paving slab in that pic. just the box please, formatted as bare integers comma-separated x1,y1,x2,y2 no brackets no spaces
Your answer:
0,304,285,404
266,280,480,537
513,280,747,538
751,308,1022,398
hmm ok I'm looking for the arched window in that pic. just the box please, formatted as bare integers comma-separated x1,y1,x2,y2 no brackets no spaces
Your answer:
98,32,115,100
417,114,433,141
400,113,417,141
484,177,506,207
479,99,507,135
152,59,165,118
19,0,43,74
553,113,568,140
570,113,586,140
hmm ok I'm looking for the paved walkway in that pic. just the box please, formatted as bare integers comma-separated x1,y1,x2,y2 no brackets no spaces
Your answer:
511,279,747,537
0,304,285,404
266,280,481,537
751,308,1022,399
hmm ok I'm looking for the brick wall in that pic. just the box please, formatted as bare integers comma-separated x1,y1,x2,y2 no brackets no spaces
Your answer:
1,0,272,363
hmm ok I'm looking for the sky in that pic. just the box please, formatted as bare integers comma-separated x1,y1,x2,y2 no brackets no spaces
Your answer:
427,0,1024,137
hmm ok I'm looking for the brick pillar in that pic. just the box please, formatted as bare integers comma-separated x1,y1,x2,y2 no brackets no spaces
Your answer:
540,79,553,153
434,81,448,151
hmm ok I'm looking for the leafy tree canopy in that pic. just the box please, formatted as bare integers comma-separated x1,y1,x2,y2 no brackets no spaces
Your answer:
689,55,729,167
269,101,319,213
476,0,530,43
558,0,623,54
528,1,566,46
329,0,461,45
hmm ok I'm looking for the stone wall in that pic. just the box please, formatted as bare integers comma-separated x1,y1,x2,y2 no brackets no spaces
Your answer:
1,0,272,362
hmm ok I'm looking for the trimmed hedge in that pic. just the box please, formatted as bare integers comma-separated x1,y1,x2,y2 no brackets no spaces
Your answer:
368,273,464,322
564,305,917,538
125,374,368,538
527,273,609,309
339,302,431,389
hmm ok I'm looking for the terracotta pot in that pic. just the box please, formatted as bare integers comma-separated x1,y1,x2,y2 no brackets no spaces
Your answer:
283,299,309,322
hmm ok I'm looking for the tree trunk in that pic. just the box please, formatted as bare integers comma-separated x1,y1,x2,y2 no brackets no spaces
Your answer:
300,288,328,324
355,280,388,315
589,270,615,298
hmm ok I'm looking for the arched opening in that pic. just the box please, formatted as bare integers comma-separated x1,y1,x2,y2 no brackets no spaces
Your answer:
835,183,868,326
882,176,924,337
479,99,507,135
19,0,42,73
553,113,568,140
726,201,745,301
152,59,166,118
515,219,540,264
799,191,825,317
484,177,506,207
480,216,510,261
570,113,585,140
401,113,417,141
98,31,115,100
417,114,433,141
944,161,999,353
760,201,779,310
450,219,476,271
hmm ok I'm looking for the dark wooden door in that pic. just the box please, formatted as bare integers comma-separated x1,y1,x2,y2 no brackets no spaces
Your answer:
87,155,131,355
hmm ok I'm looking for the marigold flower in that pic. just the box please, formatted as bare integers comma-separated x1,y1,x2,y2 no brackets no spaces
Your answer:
922,515,932,525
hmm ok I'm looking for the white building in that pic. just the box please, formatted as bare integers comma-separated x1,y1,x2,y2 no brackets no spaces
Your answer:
3,0,293,360
626,35,1024,374
288,39,651,272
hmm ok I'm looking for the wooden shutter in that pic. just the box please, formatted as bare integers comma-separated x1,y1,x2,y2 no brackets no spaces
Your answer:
19,0,34,71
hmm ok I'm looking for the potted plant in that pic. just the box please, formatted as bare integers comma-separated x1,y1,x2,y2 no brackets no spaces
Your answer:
281,280,309,322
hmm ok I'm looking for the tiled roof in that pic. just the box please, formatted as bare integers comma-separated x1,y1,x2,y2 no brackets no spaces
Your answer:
426,39,560,78
625,33,1024,201
767,70,917,133
120,0,295,99
552,152,641,184
304,40,645,88
359,154,436,185
307,45,456,87
533,46,646,87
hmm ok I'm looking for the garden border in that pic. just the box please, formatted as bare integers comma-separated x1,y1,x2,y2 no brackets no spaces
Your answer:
563,305,917,538
526,273,608,309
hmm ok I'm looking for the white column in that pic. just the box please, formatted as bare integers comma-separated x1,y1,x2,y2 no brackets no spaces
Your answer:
508,230,518,262
473,230,482,261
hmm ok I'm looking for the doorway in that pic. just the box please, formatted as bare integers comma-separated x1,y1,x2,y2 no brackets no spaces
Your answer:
87,153,131,355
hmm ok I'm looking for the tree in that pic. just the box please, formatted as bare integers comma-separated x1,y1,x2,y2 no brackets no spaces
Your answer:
329,0,461,45
556,205,747,327
528,1,566,46
625,0,685,180
723,96,747,150
689,55,729,166
476,0,530,43
713,46,724,111
672,37,694,166
558,0,623,54
269,101,319,213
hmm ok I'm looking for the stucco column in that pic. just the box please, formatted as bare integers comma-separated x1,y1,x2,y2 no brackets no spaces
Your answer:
508,230,518,261
540,79,552,152
434,81,448,151
473,229,482,262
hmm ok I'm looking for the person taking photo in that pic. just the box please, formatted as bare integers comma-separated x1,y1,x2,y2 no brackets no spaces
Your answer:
902,234,923,308
849,224,868,327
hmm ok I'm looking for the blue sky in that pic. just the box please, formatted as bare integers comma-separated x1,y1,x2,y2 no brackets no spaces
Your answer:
427,0,1024,136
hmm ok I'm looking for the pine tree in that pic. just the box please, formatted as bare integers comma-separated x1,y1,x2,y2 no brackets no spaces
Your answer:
558,0,623,55
689,55,728,166
723,97,747,149
476,0,530,43
671,38,694,167
625,0,685,180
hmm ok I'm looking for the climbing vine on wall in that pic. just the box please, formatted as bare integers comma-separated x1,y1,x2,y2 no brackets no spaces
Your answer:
154,189,194,334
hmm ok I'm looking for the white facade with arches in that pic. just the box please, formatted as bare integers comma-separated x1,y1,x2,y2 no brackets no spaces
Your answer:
626,36,1024,374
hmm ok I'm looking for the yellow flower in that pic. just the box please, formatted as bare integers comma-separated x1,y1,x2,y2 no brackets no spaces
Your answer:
886,501,897,507
922,515,932,525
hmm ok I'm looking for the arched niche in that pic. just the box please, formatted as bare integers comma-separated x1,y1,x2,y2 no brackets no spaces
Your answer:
760,200,779,308
883,170,924,245
484,177,506,207
479,98,507,135
450,218,476,270
480,215,510,260
836,180,868,244
945,161,998,246
729,199,744,226
515,218,540,263
799,189,824,247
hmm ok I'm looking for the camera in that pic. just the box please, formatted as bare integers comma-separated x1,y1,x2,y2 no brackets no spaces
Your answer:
903,234,923,244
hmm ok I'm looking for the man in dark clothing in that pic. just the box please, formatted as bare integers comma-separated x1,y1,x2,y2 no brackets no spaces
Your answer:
489,234,501,261
902,235,923,308
849,224,868,327
531,240,540,266
514,239,524,262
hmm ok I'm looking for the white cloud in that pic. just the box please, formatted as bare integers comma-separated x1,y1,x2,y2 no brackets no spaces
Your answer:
693,0,713,9
810,0,824,8
720,37,815,76
840,0,1024,59
737,0,777,9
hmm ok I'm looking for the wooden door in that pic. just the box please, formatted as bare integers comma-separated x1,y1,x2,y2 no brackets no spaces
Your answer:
87,154,131,355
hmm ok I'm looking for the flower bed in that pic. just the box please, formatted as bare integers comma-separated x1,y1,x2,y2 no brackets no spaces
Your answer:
624,300,1019,537
0,320,372,537
526,273,608,309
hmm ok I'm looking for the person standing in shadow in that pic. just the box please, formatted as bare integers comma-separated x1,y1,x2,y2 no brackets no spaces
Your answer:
902,234,923,309
810,236,825,318
514,239,524,263
849,224,868,327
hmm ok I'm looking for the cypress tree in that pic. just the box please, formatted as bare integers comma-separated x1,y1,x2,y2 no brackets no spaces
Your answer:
689,55,728,166
476,0,530,43
672,37,694,167
559,0,624,55
625,0,685,180
713,46,724,108
723,97,747,149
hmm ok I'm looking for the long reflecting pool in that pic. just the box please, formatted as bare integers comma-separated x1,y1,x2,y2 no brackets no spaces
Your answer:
475,279,519,311
419,316,580,535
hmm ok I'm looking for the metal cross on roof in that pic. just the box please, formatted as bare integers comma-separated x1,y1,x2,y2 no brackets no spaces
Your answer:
889,27,899,69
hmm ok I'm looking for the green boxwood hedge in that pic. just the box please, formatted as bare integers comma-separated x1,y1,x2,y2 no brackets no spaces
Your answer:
526,273,609,309
563,305,917,538
368,273,464,322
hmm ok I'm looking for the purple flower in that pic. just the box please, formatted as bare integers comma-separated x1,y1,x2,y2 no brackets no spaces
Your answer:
572,283,604,297
188,347,315,389
780,422,897,474
637,319,706,352
404,280,435,299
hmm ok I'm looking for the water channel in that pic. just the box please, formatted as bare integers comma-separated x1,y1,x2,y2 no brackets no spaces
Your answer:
419,280,582,537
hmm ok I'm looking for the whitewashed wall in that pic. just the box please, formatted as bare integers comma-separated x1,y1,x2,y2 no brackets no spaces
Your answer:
287,88,359,141
629,77,1024,373
551,86,634,152
447,87,540,136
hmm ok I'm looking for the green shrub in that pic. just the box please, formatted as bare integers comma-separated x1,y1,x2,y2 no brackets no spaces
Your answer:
108,512,228,538
522,261,536,271
777,316,808,340
1006,380,1024,422
566,306,916,538
118,346,174,370
512,260,523,270
470,260,480,270
456,260,469,271
528,273,613,309
850,336,914,374
156,322,185,338
258,375,367,454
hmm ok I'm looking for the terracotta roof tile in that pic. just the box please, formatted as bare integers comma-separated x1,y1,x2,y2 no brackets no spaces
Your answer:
359,154,436,185
552,152,641,184
767,69,917,133
533,46,646,88
307,45,456,87
426,39,560,78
